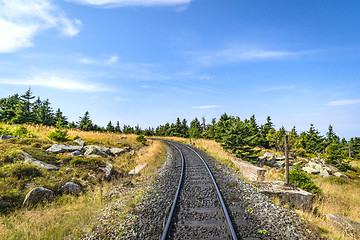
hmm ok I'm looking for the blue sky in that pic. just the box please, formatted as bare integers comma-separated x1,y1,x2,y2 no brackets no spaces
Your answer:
0,0,359,139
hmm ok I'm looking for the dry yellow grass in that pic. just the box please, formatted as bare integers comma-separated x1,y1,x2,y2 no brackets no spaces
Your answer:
0,123,167,240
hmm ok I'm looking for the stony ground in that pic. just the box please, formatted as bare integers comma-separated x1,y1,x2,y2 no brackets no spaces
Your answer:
86,141,323,240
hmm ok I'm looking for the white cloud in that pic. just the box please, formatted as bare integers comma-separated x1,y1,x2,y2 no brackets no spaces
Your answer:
0,73,112,92
140,85,149,88
0,0,82,53
193,105,218,109
188,45,310,65
106,56,119,64
328,99,360,106
67,0,192,7
199,75,211,81
79,55,119,65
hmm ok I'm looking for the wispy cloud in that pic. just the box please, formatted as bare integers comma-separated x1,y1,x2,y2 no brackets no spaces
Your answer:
0,0,82,53
79,55,119,65
199,74,211,81
67,0,192,7
0,73,112,92
193,105,218,109
187,45,311,65
259,86,294,92
328,99,360,106
140,85,149,88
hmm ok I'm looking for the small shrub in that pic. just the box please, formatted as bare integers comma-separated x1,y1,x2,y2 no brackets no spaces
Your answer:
288,170,322,195
48,129,69,142
0,150,22,164
70,157,104,168
136,135,147,145
0,126,10,135
8,163,43,179
12,126,36,138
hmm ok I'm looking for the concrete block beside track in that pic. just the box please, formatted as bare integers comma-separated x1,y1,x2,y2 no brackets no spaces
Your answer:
232,158,266,181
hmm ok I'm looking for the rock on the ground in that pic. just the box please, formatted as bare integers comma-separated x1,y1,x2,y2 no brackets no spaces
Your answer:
74,138,85,147
0,135,17,141
58,182,81,194
46,144,83,154
23,187,54,206
66,150,83,157
84,145,110,158
334,172,349,178
99,163,113,180
109,148,125,156
128,163,147,175
327,214,360,238
23,152,60,171
254,181,314,210
302,161,330,177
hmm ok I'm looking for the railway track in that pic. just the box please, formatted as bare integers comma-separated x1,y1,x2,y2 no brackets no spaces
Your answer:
161,141,238,240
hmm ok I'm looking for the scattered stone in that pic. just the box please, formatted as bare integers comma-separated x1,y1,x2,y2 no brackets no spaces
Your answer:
58,182,81,194
325,164,340,173
326,214,360,238
319,169,330,178
128,163,148,175
23,152,60,171
129,150,135,156
253,181,313,210
84,145,110,158
109,148,125,156
0,135,18,141
23,187,54,206
74,138,85,147
334,172,349,179
66,150,83,157
263,152,276,159
46,144,83,154
99,163,113,180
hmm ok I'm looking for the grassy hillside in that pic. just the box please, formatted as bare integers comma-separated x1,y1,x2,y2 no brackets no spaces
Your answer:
0,123,166,239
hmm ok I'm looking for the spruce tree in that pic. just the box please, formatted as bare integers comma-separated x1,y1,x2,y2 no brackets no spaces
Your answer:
189,117,201,138
106,121,115,132
77,111,94,131
114,121,121,133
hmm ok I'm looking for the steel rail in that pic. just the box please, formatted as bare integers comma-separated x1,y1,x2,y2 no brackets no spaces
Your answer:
160,142,185,240
185,145,238,240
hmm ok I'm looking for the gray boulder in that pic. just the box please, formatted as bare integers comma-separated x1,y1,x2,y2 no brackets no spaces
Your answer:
99,163,113,180
0,135,17,141
85,145,109,158
334,172,349,178
58,182,81,195
23,187,54,206
74,138,85,147
66,150,83,157
110,148,125,156
23,152,60,171
327,214,360,238
46,144,83,154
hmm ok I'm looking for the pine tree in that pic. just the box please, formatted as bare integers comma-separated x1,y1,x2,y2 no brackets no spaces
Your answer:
114,121,121,133
106,121,115,132
77,111,94,131
54,108,68,128
0,94,20,122
189,117,201,138
12,88,36,123
299,124,325,154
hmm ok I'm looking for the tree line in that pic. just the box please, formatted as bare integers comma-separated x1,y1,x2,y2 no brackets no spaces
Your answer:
1,89,359,169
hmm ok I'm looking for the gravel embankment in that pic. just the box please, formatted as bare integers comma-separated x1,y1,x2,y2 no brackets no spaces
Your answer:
87,141,322,239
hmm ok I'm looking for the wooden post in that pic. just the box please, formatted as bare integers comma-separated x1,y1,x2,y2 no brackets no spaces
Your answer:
285,135,289,185
349,142,351,158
